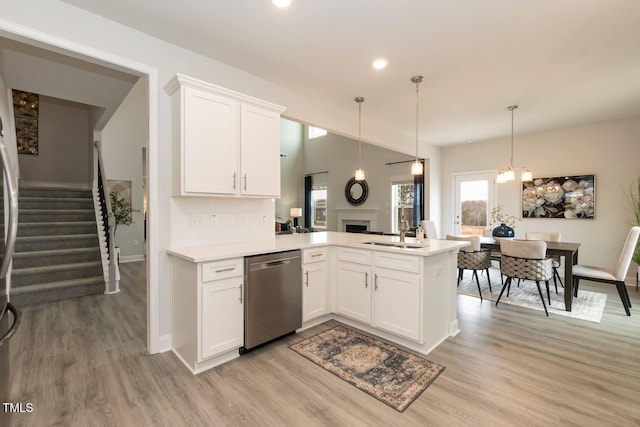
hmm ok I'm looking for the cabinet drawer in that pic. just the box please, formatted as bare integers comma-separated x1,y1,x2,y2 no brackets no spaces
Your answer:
201,258,243,282
302,247,328,264
374,251,420,274
336,247,372,265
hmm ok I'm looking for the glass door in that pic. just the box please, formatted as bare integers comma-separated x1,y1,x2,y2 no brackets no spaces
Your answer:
453,172,495,236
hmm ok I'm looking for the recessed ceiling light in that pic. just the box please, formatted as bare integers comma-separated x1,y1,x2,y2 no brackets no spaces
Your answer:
372,58,388,70
272,0,291,8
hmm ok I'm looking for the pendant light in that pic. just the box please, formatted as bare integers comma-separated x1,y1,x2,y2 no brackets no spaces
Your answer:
354,96,366,181
410,76,424,176
497,105,532,183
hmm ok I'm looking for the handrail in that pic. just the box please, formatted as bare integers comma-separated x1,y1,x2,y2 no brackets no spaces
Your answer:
0,135,18,280
94,140,117,293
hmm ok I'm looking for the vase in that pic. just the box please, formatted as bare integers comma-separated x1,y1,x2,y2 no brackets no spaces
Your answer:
492,223,514,238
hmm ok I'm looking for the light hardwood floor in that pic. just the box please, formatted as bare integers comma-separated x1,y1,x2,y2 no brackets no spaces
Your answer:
8,261,640,426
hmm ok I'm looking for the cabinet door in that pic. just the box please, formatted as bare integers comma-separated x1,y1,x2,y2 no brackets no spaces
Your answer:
200,278,244,360
184,87,238,195
302,261,328,322
239,104,281,197
373,268,421,341
336,261,372,324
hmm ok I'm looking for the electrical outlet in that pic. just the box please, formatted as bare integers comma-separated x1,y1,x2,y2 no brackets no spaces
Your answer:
132,239,139,246
209,214,217,225
189,213,204,228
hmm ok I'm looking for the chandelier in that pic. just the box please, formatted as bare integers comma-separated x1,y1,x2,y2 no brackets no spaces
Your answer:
497,105,532,183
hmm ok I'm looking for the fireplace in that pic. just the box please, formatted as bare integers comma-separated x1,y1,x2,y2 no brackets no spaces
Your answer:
336,209,378,233
345,223,368,233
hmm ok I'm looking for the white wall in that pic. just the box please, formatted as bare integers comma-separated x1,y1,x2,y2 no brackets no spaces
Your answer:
18,95,92,185
101,78,147,261
441,115,640,275
0,0,440,349
276,118,304,223
304,130,416,232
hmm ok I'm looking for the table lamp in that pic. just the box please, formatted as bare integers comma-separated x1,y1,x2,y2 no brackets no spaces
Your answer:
290,208,302,228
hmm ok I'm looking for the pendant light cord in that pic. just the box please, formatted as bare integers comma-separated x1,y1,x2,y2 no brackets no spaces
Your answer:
415,81,419,161
355,96,364,170
358,100,362,168
411,76,423,163
508,104,518,168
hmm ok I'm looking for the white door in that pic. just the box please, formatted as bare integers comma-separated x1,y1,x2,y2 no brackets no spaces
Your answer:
453,172,495,236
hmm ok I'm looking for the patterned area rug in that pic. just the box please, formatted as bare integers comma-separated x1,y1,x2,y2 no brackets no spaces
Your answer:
457,267,607,322
289,325,444,412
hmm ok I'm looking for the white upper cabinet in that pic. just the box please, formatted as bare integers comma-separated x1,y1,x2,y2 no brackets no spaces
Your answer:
239,104,281,196
166,74,285,197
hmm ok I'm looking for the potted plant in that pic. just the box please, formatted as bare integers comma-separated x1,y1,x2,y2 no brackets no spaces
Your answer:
110,191,135,236
489,205,519,238
109,191,137,263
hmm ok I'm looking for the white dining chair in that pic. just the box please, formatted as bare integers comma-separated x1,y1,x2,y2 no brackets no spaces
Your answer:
572,226,640,316
446,235,492,301
525,231,563,292
420,220,438,239
497,239,553,316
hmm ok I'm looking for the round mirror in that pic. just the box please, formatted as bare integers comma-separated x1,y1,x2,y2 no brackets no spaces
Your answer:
345,177,369,206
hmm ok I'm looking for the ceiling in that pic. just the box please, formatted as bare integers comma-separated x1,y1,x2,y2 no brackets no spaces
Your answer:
61,0,640,146
0,37,139,130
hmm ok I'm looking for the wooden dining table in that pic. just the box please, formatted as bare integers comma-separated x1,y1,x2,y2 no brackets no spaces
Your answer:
479,237,581,312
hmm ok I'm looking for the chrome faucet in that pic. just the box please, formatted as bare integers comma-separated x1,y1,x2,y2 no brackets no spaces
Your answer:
399,214,410,242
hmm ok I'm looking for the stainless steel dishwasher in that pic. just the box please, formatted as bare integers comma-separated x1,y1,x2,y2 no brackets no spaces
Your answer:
241,250,302,353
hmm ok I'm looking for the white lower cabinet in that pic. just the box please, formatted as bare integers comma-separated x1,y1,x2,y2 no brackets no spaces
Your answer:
302,248,329,322
373,267,421,341
171,256,244,374
336,260,372,324
335,247,422,342
200,277,244,360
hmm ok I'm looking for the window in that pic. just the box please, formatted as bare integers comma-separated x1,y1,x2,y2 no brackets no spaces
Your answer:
310,184,327,229
308,126,327,139
391,180,415,233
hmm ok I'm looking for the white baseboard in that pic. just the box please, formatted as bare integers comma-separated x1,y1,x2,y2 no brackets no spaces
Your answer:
157,334,172,353
120,255,145,263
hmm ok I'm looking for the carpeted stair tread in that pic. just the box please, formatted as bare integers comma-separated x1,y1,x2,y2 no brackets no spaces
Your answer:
13,247,100,259
10,277,104,306
12,260,103,276
14,183,105,305
19,209,95,214
15,234,100,251
11,261,104,287
10,276,105,293
18,187,93,199
19,209,96,223
17,221,99,237
13,247,101,268
16,233,97,241
17,197,95,210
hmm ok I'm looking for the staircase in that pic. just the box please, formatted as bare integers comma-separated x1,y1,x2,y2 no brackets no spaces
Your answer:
11,184,105,305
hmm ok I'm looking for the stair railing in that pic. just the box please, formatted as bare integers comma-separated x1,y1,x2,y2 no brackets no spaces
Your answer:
94,140,118,293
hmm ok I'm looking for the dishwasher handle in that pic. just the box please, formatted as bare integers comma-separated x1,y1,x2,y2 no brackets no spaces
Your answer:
249,256,299,271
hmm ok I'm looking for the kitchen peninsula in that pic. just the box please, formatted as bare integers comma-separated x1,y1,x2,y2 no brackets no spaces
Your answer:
168,231,468,374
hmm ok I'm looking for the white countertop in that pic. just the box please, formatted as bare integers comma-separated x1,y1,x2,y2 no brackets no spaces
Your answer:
167,231,469,263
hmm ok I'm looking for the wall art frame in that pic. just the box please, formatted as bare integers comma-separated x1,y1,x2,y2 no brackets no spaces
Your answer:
12,89,40,155
522,174,595,219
